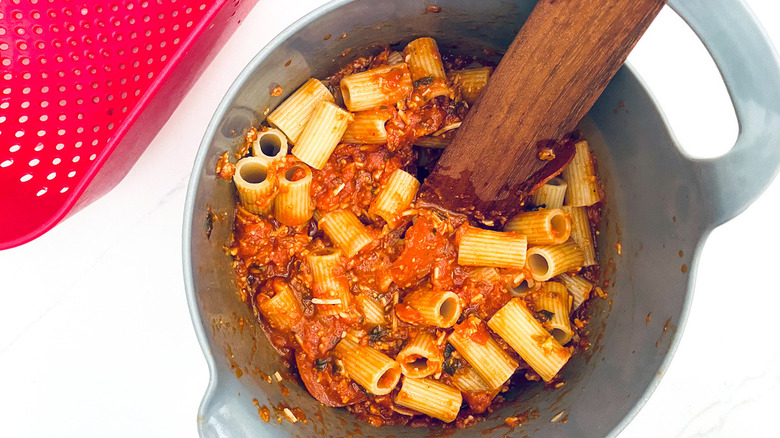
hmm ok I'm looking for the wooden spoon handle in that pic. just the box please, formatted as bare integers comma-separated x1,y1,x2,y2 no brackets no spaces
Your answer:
418,0,665,226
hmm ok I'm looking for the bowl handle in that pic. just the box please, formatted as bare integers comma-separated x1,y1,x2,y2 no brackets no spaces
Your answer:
669,0,780,226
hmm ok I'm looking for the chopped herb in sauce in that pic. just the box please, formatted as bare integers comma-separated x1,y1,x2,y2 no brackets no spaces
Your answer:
442,343,461,375
534,310,555,322
368,325,389,343
444,342,455,358
205,209,214,239
443,356,461,376
314,357,331,371
413,76,435,87
226,36,604,429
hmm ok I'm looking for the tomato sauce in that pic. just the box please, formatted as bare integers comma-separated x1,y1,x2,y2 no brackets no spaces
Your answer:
224,43,603,431
310,143,412,215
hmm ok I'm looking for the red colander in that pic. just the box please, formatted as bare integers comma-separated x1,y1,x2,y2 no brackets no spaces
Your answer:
0,0,257,250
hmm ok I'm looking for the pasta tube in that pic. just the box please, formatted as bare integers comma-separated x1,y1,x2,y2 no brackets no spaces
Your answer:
446,66,492,105
274,163,314,226
335,337,401,396
395,377,462,423
387,51,404,65
488,298,571,382
340,64,413,112
257,281,303,331
307,248,352,316
369,169,420,229
561,206,597,266
318,210,375,257
356,294,386,328
451,365,498,414
467,267,502,283
267,78,334,144
413,135,451,149
510,276,541,297
233,157,277,215
292,101,353,169
451,366,493,394
457,226,527,269
531,177,568,209
403,37,450,104
504,208,572,245
562,140,601,206
396,332,443,378
404,37,447,81
556,273,593,310
402,290,461,328
341,109,393,144
252,128,288,163
535,282,574,345
526,241,585,281
448,316,518,389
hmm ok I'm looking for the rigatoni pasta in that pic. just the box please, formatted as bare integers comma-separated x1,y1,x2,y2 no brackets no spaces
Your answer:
534,281,574,345
256,280,303,331
318,210,375,258
340,63,413,112
504,208,572,245
233,157,277,215
335,337,402,396
562,205,598,266
387,50,404,65
396,332,443,378
446,66,492,105
557,273,593,310
562,140,601,206
356,294,386,327
457,226,527,269
395,377,462,423
225,36,606,428
450,364,499,414
467,266,502,283
532,177,568,209
253,128,288,163
402,290,462,328
341,109,393,144
307,248,353,316
450,365,494,394
267,78,334,144
292,100,353,169
488,298,572,382
412,135,451,149
526,240,586,281
274,162,314,226
404,37,447,81
448,316,518,389
369,169,420,229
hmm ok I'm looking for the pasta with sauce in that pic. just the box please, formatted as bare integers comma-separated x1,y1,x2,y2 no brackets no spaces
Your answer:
220,37,604,429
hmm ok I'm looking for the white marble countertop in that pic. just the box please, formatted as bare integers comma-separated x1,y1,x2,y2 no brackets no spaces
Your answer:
2,1,779,437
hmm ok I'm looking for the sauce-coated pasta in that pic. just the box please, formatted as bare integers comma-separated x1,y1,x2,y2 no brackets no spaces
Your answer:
220,37,604,429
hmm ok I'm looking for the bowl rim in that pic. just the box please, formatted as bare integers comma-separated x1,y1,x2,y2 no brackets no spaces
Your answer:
182,0,357,431
182,0,778,435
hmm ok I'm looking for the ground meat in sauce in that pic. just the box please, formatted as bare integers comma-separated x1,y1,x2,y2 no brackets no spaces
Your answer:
390,213,455,288
311,143,413,215
216,151,236,180
225,41,605,430
296,350,367,407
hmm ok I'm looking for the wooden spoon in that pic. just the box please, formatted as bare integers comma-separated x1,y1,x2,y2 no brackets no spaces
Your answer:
418,0,665,226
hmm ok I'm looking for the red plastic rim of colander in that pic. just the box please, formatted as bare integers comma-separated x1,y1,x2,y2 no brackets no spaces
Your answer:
0,0,230,250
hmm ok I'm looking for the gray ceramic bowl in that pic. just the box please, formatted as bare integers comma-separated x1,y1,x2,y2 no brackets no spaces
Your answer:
183,0,780,436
